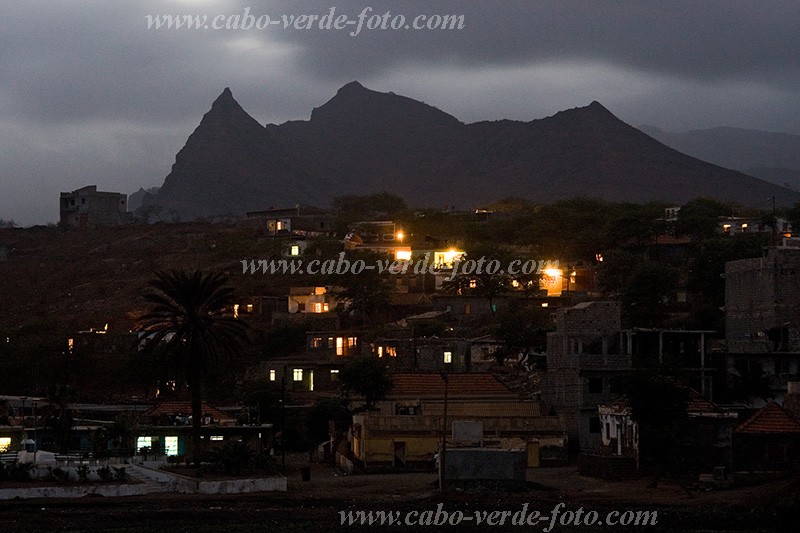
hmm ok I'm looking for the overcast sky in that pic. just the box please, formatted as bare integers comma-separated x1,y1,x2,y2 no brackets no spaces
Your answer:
2,0,799,226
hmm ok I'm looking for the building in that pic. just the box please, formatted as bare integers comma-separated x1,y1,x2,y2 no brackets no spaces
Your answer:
136,401,268,458
288,286,339,314
59,185,130,228
541,302,629,452
345,373,565,471
725,247,800,403
244,205,333,237
733,401,800,472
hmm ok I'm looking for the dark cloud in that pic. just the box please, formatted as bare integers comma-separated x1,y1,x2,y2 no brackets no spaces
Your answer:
1,0,798,225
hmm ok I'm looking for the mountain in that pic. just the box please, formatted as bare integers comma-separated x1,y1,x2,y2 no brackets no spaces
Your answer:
639,125,800,190
151,83,800,219
128,186,160,212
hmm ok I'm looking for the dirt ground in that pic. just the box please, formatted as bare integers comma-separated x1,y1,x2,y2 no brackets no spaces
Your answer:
1,454,797,532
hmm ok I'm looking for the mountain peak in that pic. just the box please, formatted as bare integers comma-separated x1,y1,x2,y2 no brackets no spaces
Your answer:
337,81,366,94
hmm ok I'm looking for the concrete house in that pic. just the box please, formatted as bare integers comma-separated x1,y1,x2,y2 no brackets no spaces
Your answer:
345,373,566,472
59,185,130,228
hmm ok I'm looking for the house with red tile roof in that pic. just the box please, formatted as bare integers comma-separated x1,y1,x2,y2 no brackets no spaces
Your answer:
734,401,800,472
345,372,566,472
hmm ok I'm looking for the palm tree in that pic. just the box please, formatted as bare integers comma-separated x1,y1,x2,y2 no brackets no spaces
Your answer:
141,270,248,465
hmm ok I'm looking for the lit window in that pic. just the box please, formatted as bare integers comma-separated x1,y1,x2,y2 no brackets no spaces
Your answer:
386,346,397,357
348,337,357,347
293,368,303,381
395,249,412,261
0,437,11,452
276,221,283,231
269,369,276,381
246,304,253,313
336,337,344,356
378,346,384,357
309,370,314,391
210,436,223,441
723,224,731,233
136,436,153,452
233,304,239,318
541,302,549,308
290,245,300,256
323,302,329,312
311,337,323,349
330,369,339,381
511,280,520,288
443,351,452,364
469,279,477,289
741,223,748,230
327,337,335,348
314,303,323,313
164,436,179,456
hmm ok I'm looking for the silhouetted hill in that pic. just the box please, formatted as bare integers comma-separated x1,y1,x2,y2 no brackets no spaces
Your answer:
639,125,800,190
152,83,800,219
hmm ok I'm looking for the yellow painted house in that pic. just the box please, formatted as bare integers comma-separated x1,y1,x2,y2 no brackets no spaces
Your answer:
348,373,565,471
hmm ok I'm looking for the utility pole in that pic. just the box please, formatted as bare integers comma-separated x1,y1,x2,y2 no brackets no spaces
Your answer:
281,365,287,473
439,371,449,492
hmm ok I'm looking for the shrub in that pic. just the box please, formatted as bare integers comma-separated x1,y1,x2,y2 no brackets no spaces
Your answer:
210,441,256,476
97,465,114,482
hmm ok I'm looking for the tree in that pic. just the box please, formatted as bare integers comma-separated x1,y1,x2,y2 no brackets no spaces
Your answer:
338,357,393,411
493,301,551,366
440,245,511,315
141,270,248,465
334,250,395,326
675,198,731,240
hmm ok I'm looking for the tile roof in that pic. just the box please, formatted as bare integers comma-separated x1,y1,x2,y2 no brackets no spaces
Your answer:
143,401,234,423
390,372,518,399
735,402,800,434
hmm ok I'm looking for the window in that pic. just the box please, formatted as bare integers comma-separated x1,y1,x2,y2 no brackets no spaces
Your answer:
327,337,335,348
395,405,420,415
589,417,601,433
246,304,253,313
290,245,300,256
469,279,477,289
330,369,339,381
0,437,11,452
314,303,323,313
464,304,471,315
443,351,452,364
378,346,384,357
588,377,603,394
276,221,284,231
310,337,323,349
348,337,357,347
210,436,223,441
386,346,397,357
164,436,179,456
269,369,276,382
323,303,329,312
298,302,306,312
136,436,153,453
293,368,303,381
336,337,344,356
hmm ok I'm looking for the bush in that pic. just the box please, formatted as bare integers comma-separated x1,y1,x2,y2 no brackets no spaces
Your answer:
48,466,70,484
112,466,127,482
97,465,114,482
0,461,33,483
77,464,90,483
210,441,256,476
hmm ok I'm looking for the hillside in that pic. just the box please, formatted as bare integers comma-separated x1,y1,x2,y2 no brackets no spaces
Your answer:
150,83,800,220
639,125,800,190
